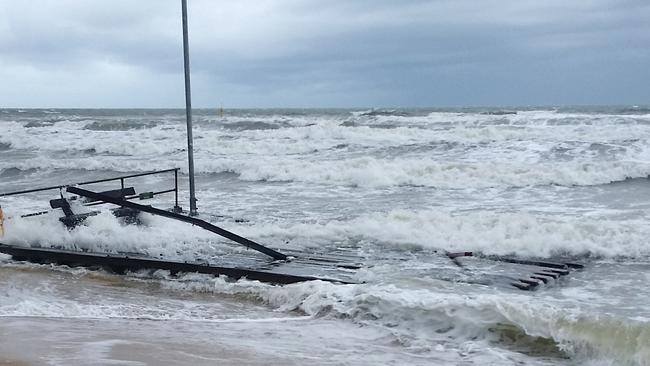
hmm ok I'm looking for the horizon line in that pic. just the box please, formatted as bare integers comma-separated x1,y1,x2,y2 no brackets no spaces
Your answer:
1,103,648,110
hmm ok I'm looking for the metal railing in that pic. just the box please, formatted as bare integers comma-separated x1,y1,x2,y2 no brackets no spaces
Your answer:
0,168,181,210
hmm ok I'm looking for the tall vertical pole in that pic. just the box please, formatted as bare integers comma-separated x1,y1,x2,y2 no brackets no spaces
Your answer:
181,0,197,215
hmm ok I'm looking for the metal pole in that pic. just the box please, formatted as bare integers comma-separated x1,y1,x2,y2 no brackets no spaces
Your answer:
174,169,179,208
181,0,197,215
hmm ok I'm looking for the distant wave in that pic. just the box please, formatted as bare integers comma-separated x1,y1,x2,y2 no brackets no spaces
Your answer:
4,111,650,152
3,109,650,190
0,167,38,178
352,109,411,117
83,121,161,131
373,110,650,127
615,106,650,114
478,110,517,115
218,121,286,131
24,121,56,128
3,158,649,189
191,158,650,189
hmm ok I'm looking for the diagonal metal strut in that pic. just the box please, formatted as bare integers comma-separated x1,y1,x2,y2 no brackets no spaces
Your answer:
66,186,287,261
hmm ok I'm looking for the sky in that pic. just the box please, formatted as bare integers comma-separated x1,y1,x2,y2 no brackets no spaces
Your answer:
0,0,649,108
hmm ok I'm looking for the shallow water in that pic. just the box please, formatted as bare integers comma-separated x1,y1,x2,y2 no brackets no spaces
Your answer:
1,107,649,365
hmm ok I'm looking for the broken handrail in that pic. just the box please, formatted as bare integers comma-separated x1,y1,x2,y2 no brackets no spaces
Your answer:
66,186,288,261
0,169,180,197
12,188,174,219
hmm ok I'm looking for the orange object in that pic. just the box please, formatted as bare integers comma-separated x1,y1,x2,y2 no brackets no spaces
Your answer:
0,206,4,237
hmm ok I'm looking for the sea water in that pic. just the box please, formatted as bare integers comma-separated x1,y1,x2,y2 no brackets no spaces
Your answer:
1,107,649,365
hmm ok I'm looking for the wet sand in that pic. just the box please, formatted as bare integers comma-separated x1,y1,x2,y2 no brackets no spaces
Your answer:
0,317,302,366
0,316,419,366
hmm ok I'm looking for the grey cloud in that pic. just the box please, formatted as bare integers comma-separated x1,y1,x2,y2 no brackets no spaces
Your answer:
0,0,648,107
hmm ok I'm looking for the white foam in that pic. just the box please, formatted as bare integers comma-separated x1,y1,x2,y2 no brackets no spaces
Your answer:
407,110,650,127
495,298,650,365
193,157,650,188
2,266,648,364
5,156,650,189
20,118,650,152
1,211,237,260
3,111,650,189
156,274,650,365
3,109,650,366
3,200,649,260
239,208,650,258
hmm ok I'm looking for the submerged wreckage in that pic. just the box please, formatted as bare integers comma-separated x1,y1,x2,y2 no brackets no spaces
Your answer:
0,168,582,291
0,169,362,285
0,0,582,290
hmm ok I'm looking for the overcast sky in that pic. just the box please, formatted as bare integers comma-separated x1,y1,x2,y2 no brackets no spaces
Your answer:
1,0,649,108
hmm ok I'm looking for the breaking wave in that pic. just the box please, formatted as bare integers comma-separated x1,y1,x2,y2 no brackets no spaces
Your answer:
193,157,650,188
2,108,650,366
241,208,650,259
83,120,161,131
218,121,288,131
0,167,38,178
3,156,649,189
3,205,649,260
1,262,647,365
352,109,412,117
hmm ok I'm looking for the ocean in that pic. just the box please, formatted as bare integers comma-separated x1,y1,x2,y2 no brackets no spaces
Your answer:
1,107,649,365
